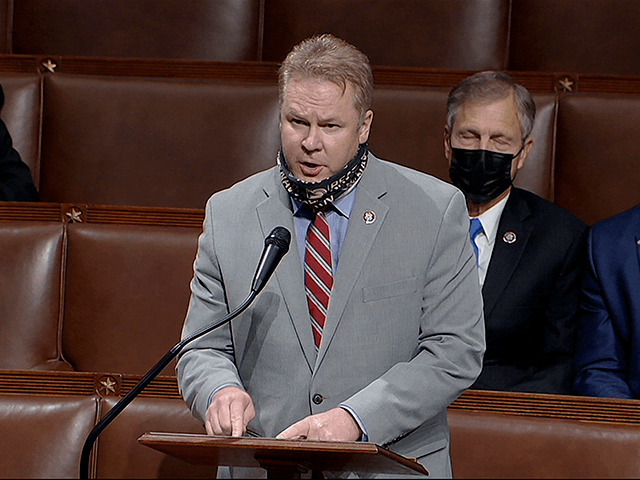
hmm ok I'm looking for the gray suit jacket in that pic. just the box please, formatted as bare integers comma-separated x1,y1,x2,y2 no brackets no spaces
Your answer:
177,155,485,477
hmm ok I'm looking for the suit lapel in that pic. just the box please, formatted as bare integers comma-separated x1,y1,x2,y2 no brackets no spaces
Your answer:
256,170,317,371
315,158,389,370
482,189,533,317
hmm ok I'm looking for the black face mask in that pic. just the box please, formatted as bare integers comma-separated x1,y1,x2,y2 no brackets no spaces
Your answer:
449,145,522,204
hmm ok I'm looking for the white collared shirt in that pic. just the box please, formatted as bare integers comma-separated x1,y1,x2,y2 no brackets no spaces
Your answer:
470,193,510,286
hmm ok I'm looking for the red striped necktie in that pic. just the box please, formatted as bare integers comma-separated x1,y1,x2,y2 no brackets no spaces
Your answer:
304,209,333,350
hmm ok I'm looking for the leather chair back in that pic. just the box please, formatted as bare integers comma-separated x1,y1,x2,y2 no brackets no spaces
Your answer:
97,397,218,478
555,93,640,225
39,74,280,208
11,0,262,61
262,0,510,70
449,409,640,478
0,395,98,478
0,222,70,370
62,223,200,374
509,0,640,75
0,0,9,54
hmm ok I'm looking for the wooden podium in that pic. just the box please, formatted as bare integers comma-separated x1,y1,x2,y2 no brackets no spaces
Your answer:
138,432,429,478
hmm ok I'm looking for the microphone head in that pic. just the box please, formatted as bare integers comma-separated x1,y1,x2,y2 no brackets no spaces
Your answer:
265,226,291,253
250,227,291,294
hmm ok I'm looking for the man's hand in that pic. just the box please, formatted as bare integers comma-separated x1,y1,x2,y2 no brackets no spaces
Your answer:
205,386,255,437
276,407,362,441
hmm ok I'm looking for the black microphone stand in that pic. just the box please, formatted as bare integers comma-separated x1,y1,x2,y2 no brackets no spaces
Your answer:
78,291,257,479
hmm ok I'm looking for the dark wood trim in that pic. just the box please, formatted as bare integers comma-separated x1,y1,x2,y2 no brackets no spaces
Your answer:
578,74,640,95
57,57,280,84
450,389,640,425
0,54,43,74
0,202,204,229
4,54,640,96
2,369,640,426
0,202,60,221
0,370,181,399
84,204,204,228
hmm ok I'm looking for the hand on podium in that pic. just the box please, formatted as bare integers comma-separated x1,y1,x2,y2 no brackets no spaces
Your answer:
206,386,255,437
276,407,362,441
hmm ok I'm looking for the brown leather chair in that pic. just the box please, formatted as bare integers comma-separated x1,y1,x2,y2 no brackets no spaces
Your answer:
370,87,557,200
61,223,200,375
0,74,42,187
262,0,510,70
369,86,452,179
96,396,217,478
555,93,640,225
39,74,280,208
0,394,98,478
449,409,640,478
0,1,8,54
514,93,557,202
11,0,262,61
0,222,71,370
39,72,559,209
509,0,640,75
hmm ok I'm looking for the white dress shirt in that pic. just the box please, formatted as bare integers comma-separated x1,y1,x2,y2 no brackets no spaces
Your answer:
471,193,510,286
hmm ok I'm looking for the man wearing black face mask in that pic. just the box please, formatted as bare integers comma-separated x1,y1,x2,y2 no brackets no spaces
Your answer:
444,71,588,395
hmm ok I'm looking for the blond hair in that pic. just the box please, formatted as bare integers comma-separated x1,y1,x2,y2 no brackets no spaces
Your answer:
279,34,373,122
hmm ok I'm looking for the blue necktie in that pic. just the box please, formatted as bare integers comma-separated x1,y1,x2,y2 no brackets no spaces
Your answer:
469,218,483,266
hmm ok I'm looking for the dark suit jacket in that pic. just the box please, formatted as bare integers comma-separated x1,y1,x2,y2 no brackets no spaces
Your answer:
471,187,588,394
0,84,39,202
573,203,640,399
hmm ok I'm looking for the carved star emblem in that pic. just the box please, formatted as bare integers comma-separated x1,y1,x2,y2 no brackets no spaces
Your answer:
42,59,57,73
65,208,83,223
558,77,574,92
98,376,117,396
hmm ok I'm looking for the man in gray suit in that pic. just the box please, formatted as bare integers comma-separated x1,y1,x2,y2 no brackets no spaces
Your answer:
177,34,485,477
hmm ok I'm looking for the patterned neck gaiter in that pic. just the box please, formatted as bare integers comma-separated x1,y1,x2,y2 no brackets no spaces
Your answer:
278,143,369,210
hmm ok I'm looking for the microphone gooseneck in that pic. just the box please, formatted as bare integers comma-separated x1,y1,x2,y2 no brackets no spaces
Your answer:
79,226,291,479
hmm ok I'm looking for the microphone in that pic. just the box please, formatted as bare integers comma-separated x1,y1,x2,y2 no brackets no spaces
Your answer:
251,226,291,294
79,226,291,479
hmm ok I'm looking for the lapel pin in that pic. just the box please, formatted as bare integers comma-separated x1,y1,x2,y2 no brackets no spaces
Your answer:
503,231,517,244
363,210,376,225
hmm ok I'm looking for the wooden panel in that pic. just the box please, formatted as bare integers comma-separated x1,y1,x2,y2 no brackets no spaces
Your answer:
2,370,639,428
0,370,181,398
450,389,640,426
4,54,640,96
0,202,204,228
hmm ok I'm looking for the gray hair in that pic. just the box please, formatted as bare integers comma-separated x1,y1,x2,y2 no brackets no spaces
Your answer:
278,34,374,122
446,71,536,141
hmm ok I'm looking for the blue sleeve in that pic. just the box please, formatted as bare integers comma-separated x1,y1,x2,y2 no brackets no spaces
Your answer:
573,229,633,399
